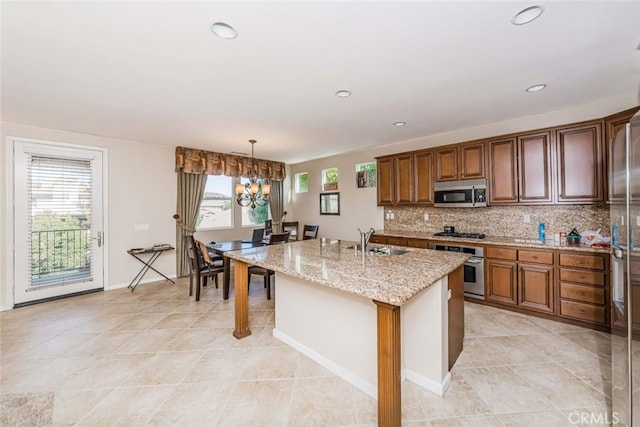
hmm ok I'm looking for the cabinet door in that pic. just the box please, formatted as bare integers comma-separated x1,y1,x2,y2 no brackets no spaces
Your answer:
519,131,554,204
435,146,458,182
605,107,640,201
488,137,518,204
395,154,414,204
555,122,604,203
459,141,485,179
414,150,433,204
376,157,394,205
518,263,554,313
486,259,517,305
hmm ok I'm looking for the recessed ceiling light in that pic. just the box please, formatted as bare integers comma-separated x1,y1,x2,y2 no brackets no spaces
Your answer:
393,121,406,127
335,90,351,98
210,22,237,39
511,5,544,25
526,84,547,93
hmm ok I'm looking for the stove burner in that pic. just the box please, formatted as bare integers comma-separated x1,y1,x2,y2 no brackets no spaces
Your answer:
433,231,486,239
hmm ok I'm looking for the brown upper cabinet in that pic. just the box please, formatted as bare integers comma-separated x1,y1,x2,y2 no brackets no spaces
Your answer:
435,140,485,182
488,131,553,205
555,121,604,203
606,106,640,201
377,106,638,207
376,150,433,206
376,156,394,205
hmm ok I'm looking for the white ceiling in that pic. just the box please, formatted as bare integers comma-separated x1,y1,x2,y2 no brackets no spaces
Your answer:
2,1,639,164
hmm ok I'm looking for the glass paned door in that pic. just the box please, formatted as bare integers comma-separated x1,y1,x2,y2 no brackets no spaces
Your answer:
13,140,105,305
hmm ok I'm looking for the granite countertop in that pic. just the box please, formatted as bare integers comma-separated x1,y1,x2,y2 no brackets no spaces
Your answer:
224,238,470,306
376,230,610,254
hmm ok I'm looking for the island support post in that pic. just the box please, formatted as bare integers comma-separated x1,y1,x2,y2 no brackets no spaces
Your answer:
233,260,251,339
374,300,402,426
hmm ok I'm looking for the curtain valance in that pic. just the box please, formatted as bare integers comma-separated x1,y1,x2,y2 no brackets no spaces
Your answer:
175,146,286,180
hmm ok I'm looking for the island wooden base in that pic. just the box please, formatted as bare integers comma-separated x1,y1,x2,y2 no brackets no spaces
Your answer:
374,300,401,427
233,260,251,339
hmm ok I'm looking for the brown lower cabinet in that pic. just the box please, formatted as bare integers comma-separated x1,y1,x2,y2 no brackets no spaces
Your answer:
486,246,554,314
557,251,608,326
448,266,464,370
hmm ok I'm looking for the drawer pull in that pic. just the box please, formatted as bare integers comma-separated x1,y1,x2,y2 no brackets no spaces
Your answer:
578,309,587,314
578,275,586,280
577,291,586,296
532,256,538,259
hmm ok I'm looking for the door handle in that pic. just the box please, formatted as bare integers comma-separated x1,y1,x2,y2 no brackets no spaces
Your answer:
92,231,103,248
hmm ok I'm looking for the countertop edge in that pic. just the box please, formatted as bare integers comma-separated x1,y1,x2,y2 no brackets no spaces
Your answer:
377,231,610,254
223,240,470,306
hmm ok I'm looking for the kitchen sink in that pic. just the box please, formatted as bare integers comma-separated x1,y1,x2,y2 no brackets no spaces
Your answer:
346,245,409,256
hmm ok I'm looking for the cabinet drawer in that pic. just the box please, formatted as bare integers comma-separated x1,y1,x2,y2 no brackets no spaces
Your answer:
559,253,605,270
560,300,605,324
559,268,605,286
386,237,408,246
560,283,605,304
407,238,429,249
518,250,553,265
369,235,387,245
486,247,517,260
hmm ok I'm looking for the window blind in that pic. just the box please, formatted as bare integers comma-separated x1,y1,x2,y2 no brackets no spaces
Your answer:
27,154,93,287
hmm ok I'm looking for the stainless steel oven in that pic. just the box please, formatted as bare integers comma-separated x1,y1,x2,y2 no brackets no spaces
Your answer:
428,243,485,300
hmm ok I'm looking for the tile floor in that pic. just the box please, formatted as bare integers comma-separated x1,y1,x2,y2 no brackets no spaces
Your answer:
0,276,615,426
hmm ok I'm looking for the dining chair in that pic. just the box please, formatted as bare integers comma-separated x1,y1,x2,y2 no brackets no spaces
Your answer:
242,228,264,244
282,221,299,241
248,231,290,299
302,224,319,240
184,235,224,301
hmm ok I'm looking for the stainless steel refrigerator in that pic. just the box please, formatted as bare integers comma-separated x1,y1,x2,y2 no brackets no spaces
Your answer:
611,110,640,426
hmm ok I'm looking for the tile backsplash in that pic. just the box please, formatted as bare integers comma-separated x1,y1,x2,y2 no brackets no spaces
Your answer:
384,204,610,239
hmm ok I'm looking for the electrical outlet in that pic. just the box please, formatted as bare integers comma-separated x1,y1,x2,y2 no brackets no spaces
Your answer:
134,223,149,231
636,216,640,227
390,212,395,220
385,212,389,220
423,213,429,221
622,216,625,226
523,214,531,223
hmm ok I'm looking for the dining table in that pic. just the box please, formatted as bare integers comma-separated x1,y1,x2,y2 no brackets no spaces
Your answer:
206,240,265,299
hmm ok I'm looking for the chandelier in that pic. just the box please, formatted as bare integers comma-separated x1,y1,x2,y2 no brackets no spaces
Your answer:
235,140,271,209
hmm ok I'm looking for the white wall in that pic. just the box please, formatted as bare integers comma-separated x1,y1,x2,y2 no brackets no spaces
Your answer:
288,96,637,242
1,122,177,310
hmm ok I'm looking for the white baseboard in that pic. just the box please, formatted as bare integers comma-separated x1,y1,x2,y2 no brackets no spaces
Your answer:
107,274,177,291
404,368,451,396
273,328,378,399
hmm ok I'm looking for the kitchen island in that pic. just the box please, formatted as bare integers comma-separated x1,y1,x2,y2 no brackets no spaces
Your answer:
224,238,469,426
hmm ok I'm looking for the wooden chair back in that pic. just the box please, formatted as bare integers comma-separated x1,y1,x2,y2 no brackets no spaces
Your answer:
282,221,299,240
268,232,290,245
302,225,319,240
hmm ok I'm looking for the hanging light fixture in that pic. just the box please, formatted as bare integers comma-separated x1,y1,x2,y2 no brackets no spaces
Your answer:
235,140,271,209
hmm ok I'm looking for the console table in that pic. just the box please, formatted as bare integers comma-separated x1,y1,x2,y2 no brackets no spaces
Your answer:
127,245,175,291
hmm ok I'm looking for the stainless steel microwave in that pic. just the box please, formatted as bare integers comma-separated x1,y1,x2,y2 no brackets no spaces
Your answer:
434,179,487,208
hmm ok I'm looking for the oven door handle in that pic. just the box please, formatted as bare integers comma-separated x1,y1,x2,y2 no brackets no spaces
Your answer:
465,257,483,264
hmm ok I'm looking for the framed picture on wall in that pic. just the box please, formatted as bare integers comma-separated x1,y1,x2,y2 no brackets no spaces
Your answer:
319,192,340,215
356,162,377,188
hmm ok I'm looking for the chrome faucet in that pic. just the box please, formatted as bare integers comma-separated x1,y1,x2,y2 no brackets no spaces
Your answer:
357,228,375,252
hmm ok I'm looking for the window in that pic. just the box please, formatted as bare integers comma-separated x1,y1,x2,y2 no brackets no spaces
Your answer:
295,172,308,193
240,177,271,227
322,167,338,191
356,161,377,188
197,175,233,230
